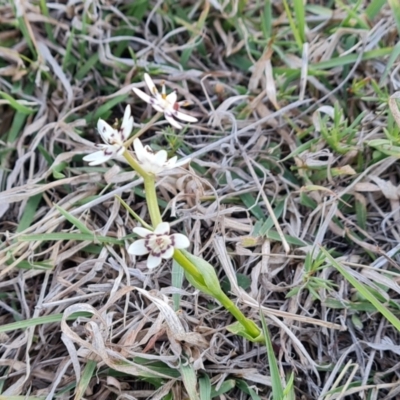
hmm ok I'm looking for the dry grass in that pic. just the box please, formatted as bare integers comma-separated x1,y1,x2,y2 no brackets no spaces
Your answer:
2,0,400,398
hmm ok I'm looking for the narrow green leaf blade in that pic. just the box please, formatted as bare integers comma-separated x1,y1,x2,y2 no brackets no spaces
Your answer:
320,247,400,333
74,360,97,400
53,204,92,234
260,311,284,400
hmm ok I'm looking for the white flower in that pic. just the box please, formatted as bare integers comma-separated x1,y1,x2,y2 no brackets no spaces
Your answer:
134,138,183,175
132,73,198,129
83,105,134,165
128,222,190,269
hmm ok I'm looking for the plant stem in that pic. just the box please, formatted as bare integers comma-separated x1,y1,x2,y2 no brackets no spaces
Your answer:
173,250,206,284
122,150,162,227
173,249,261,339
115,195,152,230
123,149,148,177
143,176,162,226
214,291,260,339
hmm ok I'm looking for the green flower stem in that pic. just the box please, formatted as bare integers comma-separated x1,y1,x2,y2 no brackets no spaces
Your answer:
115,195,152,230
173,250,206,284
123,149,148,177
122,150,162,227
173,250,261,340
143,176,162,226
213,291,261,339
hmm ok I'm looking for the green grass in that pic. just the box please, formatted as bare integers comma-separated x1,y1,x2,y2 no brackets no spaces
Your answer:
1,0,400,399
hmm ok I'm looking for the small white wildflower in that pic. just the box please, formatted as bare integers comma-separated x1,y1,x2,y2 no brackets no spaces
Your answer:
134,138,185,175
132,73,197,129
128,222,190,269
83,105,133,165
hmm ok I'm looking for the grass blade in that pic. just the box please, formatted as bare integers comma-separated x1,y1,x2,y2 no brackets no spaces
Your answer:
259,311,284,399
320,247,400,332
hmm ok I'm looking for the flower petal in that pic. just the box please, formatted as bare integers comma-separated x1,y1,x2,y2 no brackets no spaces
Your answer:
164,113,182,129
83,150,113,165
147,254,162,269
144,73,158,96
173,110,198,123
152,104,165,113
165,156,178,169
133,138,145,162
145,164,163,175
154,222,170,235
132,87,153,104
162,246,174,259
120,105,133,140
172,233,190,249
153,149,168,166
133,227,153,237
128,239,149,255
97,119,116,143
171,157,190,169
166,91,177,105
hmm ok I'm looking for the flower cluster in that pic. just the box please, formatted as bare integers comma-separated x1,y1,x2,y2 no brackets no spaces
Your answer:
83,73,196,270
128,222,190,269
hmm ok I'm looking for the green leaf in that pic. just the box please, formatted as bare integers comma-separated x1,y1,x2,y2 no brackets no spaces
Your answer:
239,192,265,220
0,396,46,400
199,373,212,400
365,0,386,19
180,250,222,296
379,42,400,86
0,312,92,333
85,95,129,124
282,0,303,49
16,194,42,233
0,91,36,114
11,260,53,271
388,0,400,37
18,232,123,245
7,112,29,143
236,380,262,400
74,360,97,400
311,47,392,70
259,201,285,235
52,161,68,179
321,247,400,333
260,311,284,400
53,204,92,234
265,230,308,246
367,139,400,157
293,0,306,43
180,361,200,400
283,372,296,399
75,53,100,80
221,273,250,293
172,259,184,311
211,380,235,398
226,321,264,342
261,0,272,41
237,274,251,290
